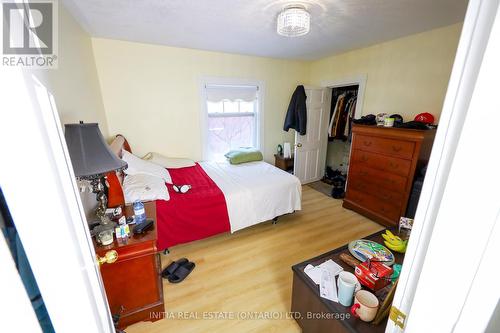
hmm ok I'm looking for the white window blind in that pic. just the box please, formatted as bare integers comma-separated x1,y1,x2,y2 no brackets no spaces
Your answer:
204,84,260,161
205,84,258,103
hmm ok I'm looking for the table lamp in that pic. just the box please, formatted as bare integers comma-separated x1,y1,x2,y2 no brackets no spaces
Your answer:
64,122,127,224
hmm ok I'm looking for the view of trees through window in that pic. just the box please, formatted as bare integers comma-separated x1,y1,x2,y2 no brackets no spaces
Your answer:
206,100,256,161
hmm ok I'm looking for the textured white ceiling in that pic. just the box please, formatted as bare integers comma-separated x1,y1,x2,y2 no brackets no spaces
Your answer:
62,0,468,60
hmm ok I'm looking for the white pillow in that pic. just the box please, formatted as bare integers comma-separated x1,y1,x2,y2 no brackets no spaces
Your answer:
122,150,172,184
122,174,170,204
143,152,196,169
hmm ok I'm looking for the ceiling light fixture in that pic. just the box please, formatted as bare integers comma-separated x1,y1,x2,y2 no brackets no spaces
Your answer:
277,4,310,37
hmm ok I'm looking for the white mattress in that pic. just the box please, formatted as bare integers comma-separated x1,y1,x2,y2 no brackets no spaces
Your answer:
199,161,302,232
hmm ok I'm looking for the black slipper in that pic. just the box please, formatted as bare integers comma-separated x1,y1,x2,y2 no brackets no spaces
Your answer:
161,258,188,279
167,261,195,283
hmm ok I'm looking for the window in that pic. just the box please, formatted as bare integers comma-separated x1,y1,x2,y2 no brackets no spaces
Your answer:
203,83,261,161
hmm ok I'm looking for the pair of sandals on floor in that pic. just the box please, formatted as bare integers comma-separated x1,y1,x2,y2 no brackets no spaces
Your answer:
161,258,195,283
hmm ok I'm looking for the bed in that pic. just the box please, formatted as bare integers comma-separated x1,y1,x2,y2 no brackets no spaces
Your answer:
110,135,302,251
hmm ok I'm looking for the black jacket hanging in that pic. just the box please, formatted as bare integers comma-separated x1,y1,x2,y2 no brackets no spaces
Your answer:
283,85,307,135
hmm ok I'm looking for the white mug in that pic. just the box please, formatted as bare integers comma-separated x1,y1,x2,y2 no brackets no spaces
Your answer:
337,271,361,306
351,290,380,322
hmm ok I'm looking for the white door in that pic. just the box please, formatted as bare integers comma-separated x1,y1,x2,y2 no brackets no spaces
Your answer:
387,0,500,332
0,70,115,333
294,87,331,184
0,234,42,332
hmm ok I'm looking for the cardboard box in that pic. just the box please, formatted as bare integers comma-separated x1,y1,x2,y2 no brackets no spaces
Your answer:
354,261,393,291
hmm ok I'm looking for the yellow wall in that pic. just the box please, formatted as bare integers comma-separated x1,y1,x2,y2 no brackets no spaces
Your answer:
92,39,309,162
310,24,462,123
91,24,462,164
32,4,108,136
29,4,108,217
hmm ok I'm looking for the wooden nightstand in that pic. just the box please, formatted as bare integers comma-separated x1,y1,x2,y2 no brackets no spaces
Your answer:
274,154,294,173
94,201,164,329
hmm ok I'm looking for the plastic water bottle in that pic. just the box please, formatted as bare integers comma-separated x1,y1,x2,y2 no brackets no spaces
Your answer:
133,200,146,224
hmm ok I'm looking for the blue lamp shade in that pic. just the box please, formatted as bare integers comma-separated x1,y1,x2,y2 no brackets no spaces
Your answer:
64,122,127,179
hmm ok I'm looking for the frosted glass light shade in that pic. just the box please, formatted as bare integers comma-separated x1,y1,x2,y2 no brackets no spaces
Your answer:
277,5,310,37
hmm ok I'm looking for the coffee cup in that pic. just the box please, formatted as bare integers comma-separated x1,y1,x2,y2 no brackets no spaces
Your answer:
350,290,379,322
337,271,361,306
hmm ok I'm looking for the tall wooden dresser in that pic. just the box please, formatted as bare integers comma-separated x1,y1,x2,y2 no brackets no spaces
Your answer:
343,124,435,226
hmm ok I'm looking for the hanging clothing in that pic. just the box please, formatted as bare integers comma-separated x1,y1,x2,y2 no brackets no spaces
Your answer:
344,99,357,137
328,93,345,137
330,94,346,138
328,91,357,141
283,85,307,135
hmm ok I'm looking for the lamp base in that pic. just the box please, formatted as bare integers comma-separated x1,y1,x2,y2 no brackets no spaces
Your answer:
90,177,108,219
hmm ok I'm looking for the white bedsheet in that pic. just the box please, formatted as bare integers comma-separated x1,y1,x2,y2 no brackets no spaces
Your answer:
199,161,302,233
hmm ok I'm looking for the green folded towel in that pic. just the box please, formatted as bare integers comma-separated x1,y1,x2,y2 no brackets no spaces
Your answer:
224,148,263,165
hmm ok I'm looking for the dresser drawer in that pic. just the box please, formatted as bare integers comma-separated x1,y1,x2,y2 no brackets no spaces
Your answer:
349,164,408,193
345,189,401,222
100,252,161,315
353,134,415,159
348,178,405,207
351,149,412,177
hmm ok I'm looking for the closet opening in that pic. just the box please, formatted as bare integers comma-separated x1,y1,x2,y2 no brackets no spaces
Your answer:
309,84,361,199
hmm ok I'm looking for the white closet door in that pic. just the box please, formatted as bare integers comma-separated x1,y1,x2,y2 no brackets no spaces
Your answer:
294,87,330,184
0,70,115,333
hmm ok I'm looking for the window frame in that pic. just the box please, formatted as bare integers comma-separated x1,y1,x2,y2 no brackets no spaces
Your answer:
200,77,264,161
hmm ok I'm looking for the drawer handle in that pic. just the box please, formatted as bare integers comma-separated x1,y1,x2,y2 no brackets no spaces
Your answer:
361,155,369,162
389,161,399,169
96,250,118,266
392,145,402,152
363,141,372,147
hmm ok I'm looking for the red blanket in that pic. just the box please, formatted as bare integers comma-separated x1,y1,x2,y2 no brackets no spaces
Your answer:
156,163,230,250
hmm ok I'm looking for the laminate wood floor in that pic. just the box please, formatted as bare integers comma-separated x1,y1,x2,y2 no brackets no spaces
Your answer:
127,185,383,333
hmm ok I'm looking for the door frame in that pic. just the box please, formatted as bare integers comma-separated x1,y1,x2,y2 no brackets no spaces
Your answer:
387,0,500,331
315,76,367,180
321,74,367,118
0,70,114,333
